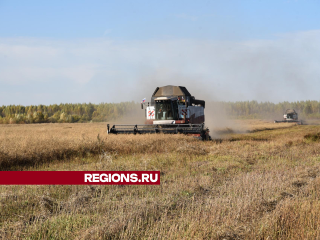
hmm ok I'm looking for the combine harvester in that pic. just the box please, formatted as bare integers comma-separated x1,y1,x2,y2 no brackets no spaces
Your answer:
107,85,211,140
274,109,303,124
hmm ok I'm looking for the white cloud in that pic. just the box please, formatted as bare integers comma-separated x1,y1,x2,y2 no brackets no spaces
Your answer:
0,30,320,105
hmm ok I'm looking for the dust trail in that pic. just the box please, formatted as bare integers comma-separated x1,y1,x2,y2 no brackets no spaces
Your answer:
204,102,245,139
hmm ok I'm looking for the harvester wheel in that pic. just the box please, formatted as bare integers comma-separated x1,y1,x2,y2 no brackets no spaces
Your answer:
201,129,211,141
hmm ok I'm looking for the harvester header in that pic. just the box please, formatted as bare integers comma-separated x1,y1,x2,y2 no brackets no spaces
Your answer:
108,85,210,140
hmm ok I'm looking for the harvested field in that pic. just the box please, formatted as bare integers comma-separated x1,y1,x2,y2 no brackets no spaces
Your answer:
1,120,320,239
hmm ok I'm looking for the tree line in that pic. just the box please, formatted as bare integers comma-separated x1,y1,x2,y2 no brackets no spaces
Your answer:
0,102,139,124
213,100,320,119
0,100,319,124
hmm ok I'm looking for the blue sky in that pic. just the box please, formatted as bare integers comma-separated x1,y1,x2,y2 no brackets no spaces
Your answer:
1,0,319,40
0,0,320,105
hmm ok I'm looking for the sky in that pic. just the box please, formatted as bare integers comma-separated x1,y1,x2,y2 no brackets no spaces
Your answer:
0,0,320,105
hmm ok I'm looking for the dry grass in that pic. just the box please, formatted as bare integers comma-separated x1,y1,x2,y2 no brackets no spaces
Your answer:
0,123,108,169
1,121,320,239
0,122,208,170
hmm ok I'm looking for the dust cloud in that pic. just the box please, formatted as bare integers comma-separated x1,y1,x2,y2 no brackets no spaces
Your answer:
108,104,146,126
204,102,241,139
104,31,320,137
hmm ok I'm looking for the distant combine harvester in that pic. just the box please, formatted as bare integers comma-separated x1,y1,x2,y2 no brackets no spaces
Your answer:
274,109,303,125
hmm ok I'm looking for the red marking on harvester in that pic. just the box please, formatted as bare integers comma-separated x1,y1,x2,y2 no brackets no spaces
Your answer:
148,110,154,117
181,109,188,115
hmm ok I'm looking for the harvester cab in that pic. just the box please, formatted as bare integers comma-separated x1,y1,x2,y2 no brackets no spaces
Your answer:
144,86,205,125
108,85,211,140
283,109,298,121
145,97,182,124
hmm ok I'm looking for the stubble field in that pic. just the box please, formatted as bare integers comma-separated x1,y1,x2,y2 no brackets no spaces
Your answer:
1,120,320,239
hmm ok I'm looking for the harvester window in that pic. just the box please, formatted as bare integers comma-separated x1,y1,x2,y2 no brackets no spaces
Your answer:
155,100,174,120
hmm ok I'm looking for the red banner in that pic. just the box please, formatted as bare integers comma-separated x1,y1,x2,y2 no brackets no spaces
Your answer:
0,171,160,185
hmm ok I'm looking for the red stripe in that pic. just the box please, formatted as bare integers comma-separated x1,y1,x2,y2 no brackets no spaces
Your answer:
0,171,160,185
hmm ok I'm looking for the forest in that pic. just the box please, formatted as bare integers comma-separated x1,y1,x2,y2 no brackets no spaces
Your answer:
0,100,320,124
